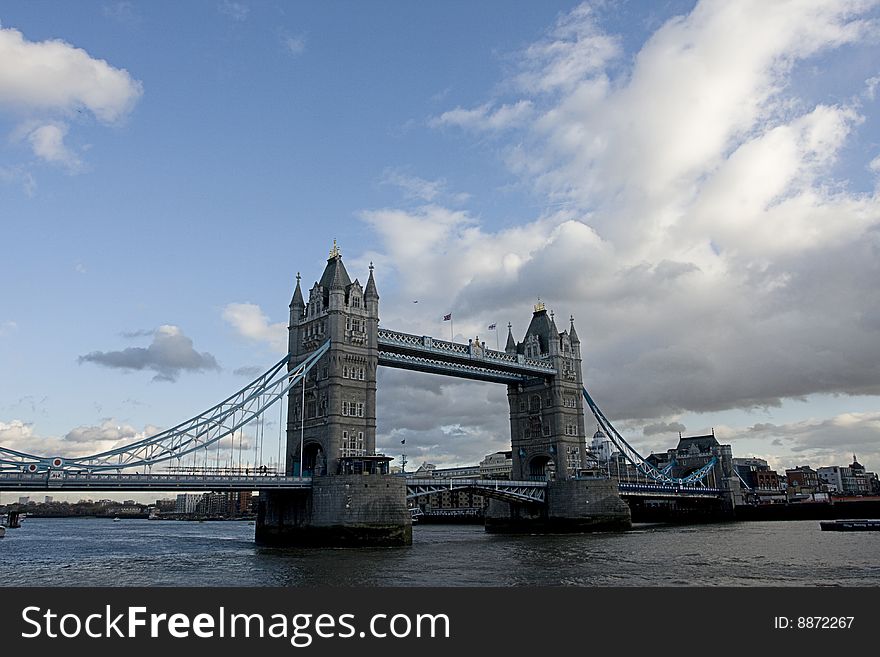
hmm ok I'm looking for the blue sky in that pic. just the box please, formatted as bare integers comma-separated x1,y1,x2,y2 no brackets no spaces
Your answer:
2,0,880,489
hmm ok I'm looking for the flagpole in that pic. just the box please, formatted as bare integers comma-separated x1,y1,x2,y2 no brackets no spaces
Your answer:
495,327,498,350
450,316,454,342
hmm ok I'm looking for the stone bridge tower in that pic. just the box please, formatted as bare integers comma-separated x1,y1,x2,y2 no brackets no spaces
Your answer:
286,240,379,476
506,302,587,481
257,241,410,547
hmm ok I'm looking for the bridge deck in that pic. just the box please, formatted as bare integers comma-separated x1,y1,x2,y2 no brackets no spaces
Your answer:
0,472,312,492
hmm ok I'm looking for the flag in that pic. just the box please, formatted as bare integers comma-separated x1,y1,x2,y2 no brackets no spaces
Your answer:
401,439,406,445
443,313,452,321
413,300,419,303
487,323,497,330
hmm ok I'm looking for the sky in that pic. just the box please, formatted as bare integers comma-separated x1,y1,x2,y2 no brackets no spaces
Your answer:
2,0,880,502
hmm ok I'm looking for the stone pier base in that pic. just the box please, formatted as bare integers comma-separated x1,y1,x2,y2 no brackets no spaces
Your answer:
255,474,412,547
485,478,631,533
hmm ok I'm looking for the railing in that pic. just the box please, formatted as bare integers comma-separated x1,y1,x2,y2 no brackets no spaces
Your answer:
0,341,331,475
378,328,556,377
0,471,312,490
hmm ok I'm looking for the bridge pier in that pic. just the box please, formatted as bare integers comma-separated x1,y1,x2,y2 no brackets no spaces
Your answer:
255,474,412,547
485,478,631,533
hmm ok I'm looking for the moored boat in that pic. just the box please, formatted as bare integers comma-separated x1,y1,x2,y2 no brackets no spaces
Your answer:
820,519,880,531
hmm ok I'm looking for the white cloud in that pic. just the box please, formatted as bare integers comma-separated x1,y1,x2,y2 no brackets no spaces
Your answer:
0,24,142,177
0,418,150,459
26,122,82,171
365,0,880,450
429,100,534,132
729,411,880,472
0,418,255,462
0,24,143,123
282,34,306,56
0,320,17,337
222,303,287,353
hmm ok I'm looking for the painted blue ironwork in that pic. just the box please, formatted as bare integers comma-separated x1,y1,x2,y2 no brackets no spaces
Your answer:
0,471,311,491
377,328,556,380
0,341,330,474
405,477,547,504
582,387,717,486
378,351,534,384
617,482,721,499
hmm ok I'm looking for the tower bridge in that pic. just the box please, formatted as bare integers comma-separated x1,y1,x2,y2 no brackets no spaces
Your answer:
0,241,742,545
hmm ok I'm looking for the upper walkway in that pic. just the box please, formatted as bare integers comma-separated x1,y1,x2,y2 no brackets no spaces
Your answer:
377,328,556,383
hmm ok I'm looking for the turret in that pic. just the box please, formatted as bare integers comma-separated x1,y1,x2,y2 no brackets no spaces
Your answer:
505,323,516,354
365,261,379,304
288,272,304,354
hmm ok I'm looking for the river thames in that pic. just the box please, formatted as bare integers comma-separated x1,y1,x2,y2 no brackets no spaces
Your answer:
1,518,877,586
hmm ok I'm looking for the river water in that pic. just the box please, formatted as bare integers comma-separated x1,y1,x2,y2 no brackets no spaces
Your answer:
1,518,877,586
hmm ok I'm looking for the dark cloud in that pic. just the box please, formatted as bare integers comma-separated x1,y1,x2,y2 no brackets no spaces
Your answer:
79,325,219,382
643,421,686,436
375,368,511,467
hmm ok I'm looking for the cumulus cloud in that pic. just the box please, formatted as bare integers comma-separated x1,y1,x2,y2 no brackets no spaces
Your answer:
0,418,156,459
375,369,511,467
0,23,143,174
364,0,880,468
0,25,142,122
78,325,220,382
26,122,82,171
0,418,256,464
222,302,287,353
728,412,880,472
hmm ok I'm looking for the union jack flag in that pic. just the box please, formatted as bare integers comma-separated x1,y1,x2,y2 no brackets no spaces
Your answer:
487,323,496,330
443,313,452,321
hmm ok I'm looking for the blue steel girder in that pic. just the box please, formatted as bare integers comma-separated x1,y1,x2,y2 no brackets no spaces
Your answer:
378,351,534,383
406,478,547,504
0,341,331,474
377,328,556,382
617,482,722,499
0,472,312,492
581,387,717,486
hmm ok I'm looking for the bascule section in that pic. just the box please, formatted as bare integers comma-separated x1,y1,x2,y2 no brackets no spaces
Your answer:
256,242,411,547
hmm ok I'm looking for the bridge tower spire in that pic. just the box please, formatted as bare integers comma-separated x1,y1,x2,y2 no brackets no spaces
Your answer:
506,303,587,481
285,242,378,477
259,241,410,547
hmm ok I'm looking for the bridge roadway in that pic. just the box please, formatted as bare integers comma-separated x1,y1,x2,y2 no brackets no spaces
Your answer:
0,471,312,492
0,472,722,501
